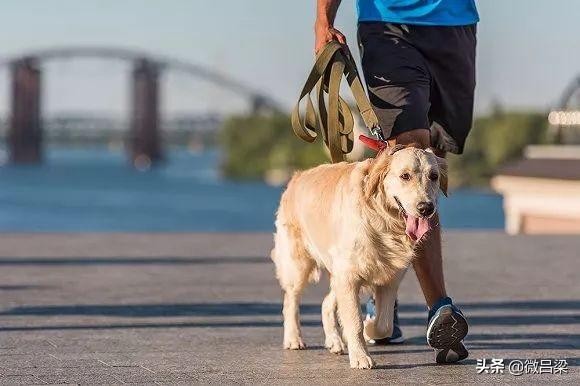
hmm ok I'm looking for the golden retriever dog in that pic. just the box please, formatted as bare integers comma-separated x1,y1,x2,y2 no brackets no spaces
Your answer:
271,142,447,369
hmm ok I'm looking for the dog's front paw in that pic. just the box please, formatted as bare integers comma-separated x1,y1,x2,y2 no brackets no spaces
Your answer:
349,350,375,369
284,336,306,350
325,334,345,354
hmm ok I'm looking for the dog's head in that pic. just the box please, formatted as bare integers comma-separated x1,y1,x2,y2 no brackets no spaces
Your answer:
364,144,448,242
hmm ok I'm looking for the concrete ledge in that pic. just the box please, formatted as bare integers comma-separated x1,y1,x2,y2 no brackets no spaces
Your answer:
492,175,580,234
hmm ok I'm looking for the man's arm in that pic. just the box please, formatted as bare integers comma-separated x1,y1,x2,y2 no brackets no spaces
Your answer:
315,0,346,53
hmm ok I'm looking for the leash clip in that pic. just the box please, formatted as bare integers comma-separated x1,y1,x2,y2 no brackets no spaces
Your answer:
359,126,389,152
370,126,387,143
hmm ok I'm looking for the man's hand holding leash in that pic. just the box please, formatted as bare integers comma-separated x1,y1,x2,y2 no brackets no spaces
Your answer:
314,0,346,54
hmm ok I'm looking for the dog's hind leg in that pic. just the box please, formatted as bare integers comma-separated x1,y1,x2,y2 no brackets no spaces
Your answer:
322,287,345,354
282,283,308,349
272,223,317,350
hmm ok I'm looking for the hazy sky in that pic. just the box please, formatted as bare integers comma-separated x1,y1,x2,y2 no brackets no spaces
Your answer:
0,0,579,117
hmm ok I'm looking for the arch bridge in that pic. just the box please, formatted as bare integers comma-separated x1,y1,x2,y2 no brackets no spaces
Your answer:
0,47,279,165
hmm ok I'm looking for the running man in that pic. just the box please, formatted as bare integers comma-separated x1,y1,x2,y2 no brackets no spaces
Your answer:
314,0,478,363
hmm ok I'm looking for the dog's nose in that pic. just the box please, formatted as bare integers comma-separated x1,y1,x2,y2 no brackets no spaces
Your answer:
417,201,435,217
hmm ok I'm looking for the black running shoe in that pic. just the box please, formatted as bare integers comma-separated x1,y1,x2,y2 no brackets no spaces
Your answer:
426,297,469,364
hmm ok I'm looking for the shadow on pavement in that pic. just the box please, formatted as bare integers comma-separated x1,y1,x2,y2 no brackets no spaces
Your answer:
375,359,477,370
0,300,578,346
0,256,269,266
0,285,52,291
467,333,580,350
0,298,580,316
403,333,580,351
1,300,578,321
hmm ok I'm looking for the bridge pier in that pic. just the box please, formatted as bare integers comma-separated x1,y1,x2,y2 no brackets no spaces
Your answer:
9,58,42,164
129,59,162,168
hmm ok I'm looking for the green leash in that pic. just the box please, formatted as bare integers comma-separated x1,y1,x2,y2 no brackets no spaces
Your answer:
291,41,381,162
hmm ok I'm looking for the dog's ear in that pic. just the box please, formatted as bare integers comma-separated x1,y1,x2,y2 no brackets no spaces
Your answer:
388,144,406,155
364,153,391,200
426,148,449,196
436,156,448,197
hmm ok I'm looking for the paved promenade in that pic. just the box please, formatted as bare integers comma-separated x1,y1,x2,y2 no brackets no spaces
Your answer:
0,232,578,384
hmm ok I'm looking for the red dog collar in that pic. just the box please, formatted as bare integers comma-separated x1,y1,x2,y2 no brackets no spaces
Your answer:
359,135,388,152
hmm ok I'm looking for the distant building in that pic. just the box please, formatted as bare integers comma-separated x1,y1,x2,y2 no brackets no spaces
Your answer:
492,75,580,234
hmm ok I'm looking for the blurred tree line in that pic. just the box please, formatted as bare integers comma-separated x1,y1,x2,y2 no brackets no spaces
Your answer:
220,109,549,187
220,113,327,180
448,108,549,187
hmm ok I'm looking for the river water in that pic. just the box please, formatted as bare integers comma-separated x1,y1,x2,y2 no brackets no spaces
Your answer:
0,147,504,231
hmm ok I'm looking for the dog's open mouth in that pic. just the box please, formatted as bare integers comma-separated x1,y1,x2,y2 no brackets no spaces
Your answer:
394,197,433,242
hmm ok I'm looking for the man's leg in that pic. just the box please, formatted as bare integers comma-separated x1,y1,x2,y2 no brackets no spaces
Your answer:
414,218,446,306
387,129,446,307
357,22,469,362
389,129,469,364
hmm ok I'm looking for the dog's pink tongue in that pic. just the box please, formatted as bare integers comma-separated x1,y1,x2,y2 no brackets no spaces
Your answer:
405,215,432,242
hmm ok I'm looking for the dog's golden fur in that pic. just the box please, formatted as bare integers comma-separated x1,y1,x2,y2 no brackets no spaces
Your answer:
271,146,447,369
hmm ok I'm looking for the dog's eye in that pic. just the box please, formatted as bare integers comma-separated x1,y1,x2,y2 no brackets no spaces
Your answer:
400,173,411,181
429,173,439,181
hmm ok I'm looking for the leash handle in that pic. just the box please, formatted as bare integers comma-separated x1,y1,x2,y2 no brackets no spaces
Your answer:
292,41,383,162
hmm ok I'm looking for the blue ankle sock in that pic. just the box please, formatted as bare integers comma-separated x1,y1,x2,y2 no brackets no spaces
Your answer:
428,296,453,321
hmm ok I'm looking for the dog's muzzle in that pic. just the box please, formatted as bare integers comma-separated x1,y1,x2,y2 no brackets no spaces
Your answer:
394,196,434,242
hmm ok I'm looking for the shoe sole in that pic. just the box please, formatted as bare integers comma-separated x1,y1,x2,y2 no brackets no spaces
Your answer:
426,305,468,349
369,335,405,345
387,335,405,344
435,342,469,364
